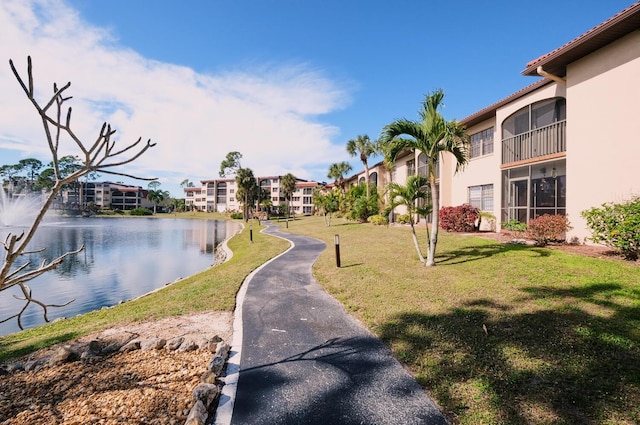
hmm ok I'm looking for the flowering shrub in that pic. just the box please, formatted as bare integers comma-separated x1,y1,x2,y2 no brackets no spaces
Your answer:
439,204,480,232
581,196,640,260
526,214,572,245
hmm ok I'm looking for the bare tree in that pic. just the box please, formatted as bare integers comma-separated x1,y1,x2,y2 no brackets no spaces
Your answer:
1,56,156,329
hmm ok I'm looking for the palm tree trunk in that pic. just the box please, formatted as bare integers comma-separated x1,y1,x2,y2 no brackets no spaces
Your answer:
426,177,439,267
410,221,426,263
363,160,370,198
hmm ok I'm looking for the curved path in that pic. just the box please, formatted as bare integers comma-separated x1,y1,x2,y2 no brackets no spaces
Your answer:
216,224,448,425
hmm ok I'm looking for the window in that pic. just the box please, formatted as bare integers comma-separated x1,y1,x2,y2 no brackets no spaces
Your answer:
470,127,494,158
406,159,415,176
230,189,234,193
272,187,278,193
503,98,566,139
303,188,312,195
303,196,312,205
468,184,494,211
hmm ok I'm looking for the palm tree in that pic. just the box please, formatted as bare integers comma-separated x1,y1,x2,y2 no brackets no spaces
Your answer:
386,175,432,263
346,135,377,198
280,173,297,221
147,181,164,214
327,161,352,193
379,89,469,266
236,167,257,221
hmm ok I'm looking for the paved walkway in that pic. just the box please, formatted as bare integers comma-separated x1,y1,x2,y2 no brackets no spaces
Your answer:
216,224,448,425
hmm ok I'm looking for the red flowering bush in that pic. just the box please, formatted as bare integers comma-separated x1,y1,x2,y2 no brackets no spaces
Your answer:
526,214,572,245
439,204,480,232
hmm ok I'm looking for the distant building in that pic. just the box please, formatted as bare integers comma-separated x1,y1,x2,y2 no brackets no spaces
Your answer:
184,176,323,215
59,181,153,211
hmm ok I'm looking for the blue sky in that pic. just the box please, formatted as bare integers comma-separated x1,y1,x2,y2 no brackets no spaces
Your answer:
0,0,635,197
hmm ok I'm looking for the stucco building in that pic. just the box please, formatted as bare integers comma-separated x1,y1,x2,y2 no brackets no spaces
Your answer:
185,176,322,215
346,3,639,241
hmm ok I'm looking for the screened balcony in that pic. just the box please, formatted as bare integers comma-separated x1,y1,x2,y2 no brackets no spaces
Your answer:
502,120,566,164
502,97,566,165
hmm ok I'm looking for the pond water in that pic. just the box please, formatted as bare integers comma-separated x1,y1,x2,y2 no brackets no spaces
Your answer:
0,217,237,337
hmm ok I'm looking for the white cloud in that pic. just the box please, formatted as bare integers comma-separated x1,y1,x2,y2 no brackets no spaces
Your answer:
0,0,350,193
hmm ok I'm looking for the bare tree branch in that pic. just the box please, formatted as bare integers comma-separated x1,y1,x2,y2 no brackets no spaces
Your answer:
1,56,156,329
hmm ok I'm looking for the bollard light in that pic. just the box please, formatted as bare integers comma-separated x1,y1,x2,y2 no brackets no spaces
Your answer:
334,234,341,268
250,224,253,243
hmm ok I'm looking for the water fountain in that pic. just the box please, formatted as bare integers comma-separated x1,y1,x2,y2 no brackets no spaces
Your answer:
0,188,43,228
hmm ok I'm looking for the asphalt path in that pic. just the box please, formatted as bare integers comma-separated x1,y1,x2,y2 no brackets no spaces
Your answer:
228,224,448,425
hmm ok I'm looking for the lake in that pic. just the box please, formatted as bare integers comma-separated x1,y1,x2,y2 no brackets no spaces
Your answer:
0,217,237,336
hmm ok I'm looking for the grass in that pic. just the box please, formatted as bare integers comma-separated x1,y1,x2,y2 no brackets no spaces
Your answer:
0,217,289,362
2,213,639,423
281,215,640,425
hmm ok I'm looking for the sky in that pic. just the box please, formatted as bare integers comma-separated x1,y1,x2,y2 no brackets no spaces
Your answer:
0,0,635,197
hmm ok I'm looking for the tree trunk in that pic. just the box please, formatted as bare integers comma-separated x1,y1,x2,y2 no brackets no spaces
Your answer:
363,159,370,198
410,221,426,263
426,167,439,267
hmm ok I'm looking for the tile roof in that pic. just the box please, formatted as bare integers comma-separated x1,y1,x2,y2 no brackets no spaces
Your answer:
522,1,640,77
460,79,553,127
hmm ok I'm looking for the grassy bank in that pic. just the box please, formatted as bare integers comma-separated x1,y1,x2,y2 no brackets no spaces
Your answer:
0,218,289,362
281,215,640,425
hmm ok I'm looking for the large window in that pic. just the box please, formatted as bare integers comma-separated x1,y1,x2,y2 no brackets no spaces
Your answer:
503,98,566,139
468,184,494,211
470,127,494,158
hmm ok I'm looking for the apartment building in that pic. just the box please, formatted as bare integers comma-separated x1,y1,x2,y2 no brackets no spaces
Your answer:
440,1,640,242
345,3,639,241
185,176,322,215
60,181,153,211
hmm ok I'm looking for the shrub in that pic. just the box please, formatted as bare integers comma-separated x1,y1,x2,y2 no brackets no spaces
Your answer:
396,214,412,224
439,204,479,232
368,214,388,226
526,214,572,246
230,212,243,220
502,218,527,233
129,207,152,216
581,196,640,260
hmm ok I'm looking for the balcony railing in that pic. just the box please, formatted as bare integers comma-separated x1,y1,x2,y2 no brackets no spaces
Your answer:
502,120,566,164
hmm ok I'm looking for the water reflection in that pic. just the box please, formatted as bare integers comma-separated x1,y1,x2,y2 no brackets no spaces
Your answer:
0,217,236,336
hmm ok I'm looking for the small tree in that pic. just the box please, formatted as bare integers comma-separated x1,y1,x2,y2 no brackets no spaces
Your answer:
1,57,155,329
386,175,432,264
313,187,340,226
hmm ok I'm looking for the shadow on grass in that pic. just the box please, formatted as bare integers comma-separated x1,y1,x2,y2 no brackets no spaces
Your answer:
0,332,81,363
378,283,640,424
436,242,550,265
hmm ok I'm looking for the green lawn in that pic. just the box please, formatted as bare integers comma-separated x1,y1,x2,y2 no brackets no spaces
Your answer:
282,215,640,425
2,213,639,424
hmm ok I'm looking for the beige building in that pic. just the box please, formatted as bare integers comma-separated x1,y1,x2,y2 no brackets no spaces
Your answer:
440,2,640,242
61,181,153,211
185,176,322,215
351,3,639,241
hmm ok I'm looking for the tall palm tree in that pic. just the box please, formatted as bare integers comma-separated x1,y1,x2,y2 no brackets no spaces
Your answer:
280,173,297,221
379,89,469,266
236,167,257,221
346,135,377,198
386,175,432,263
327,161,352,193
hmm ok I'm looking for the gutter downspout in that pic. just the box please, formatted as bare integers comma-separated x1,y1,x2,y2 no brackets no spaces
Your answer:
537,66,566,84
